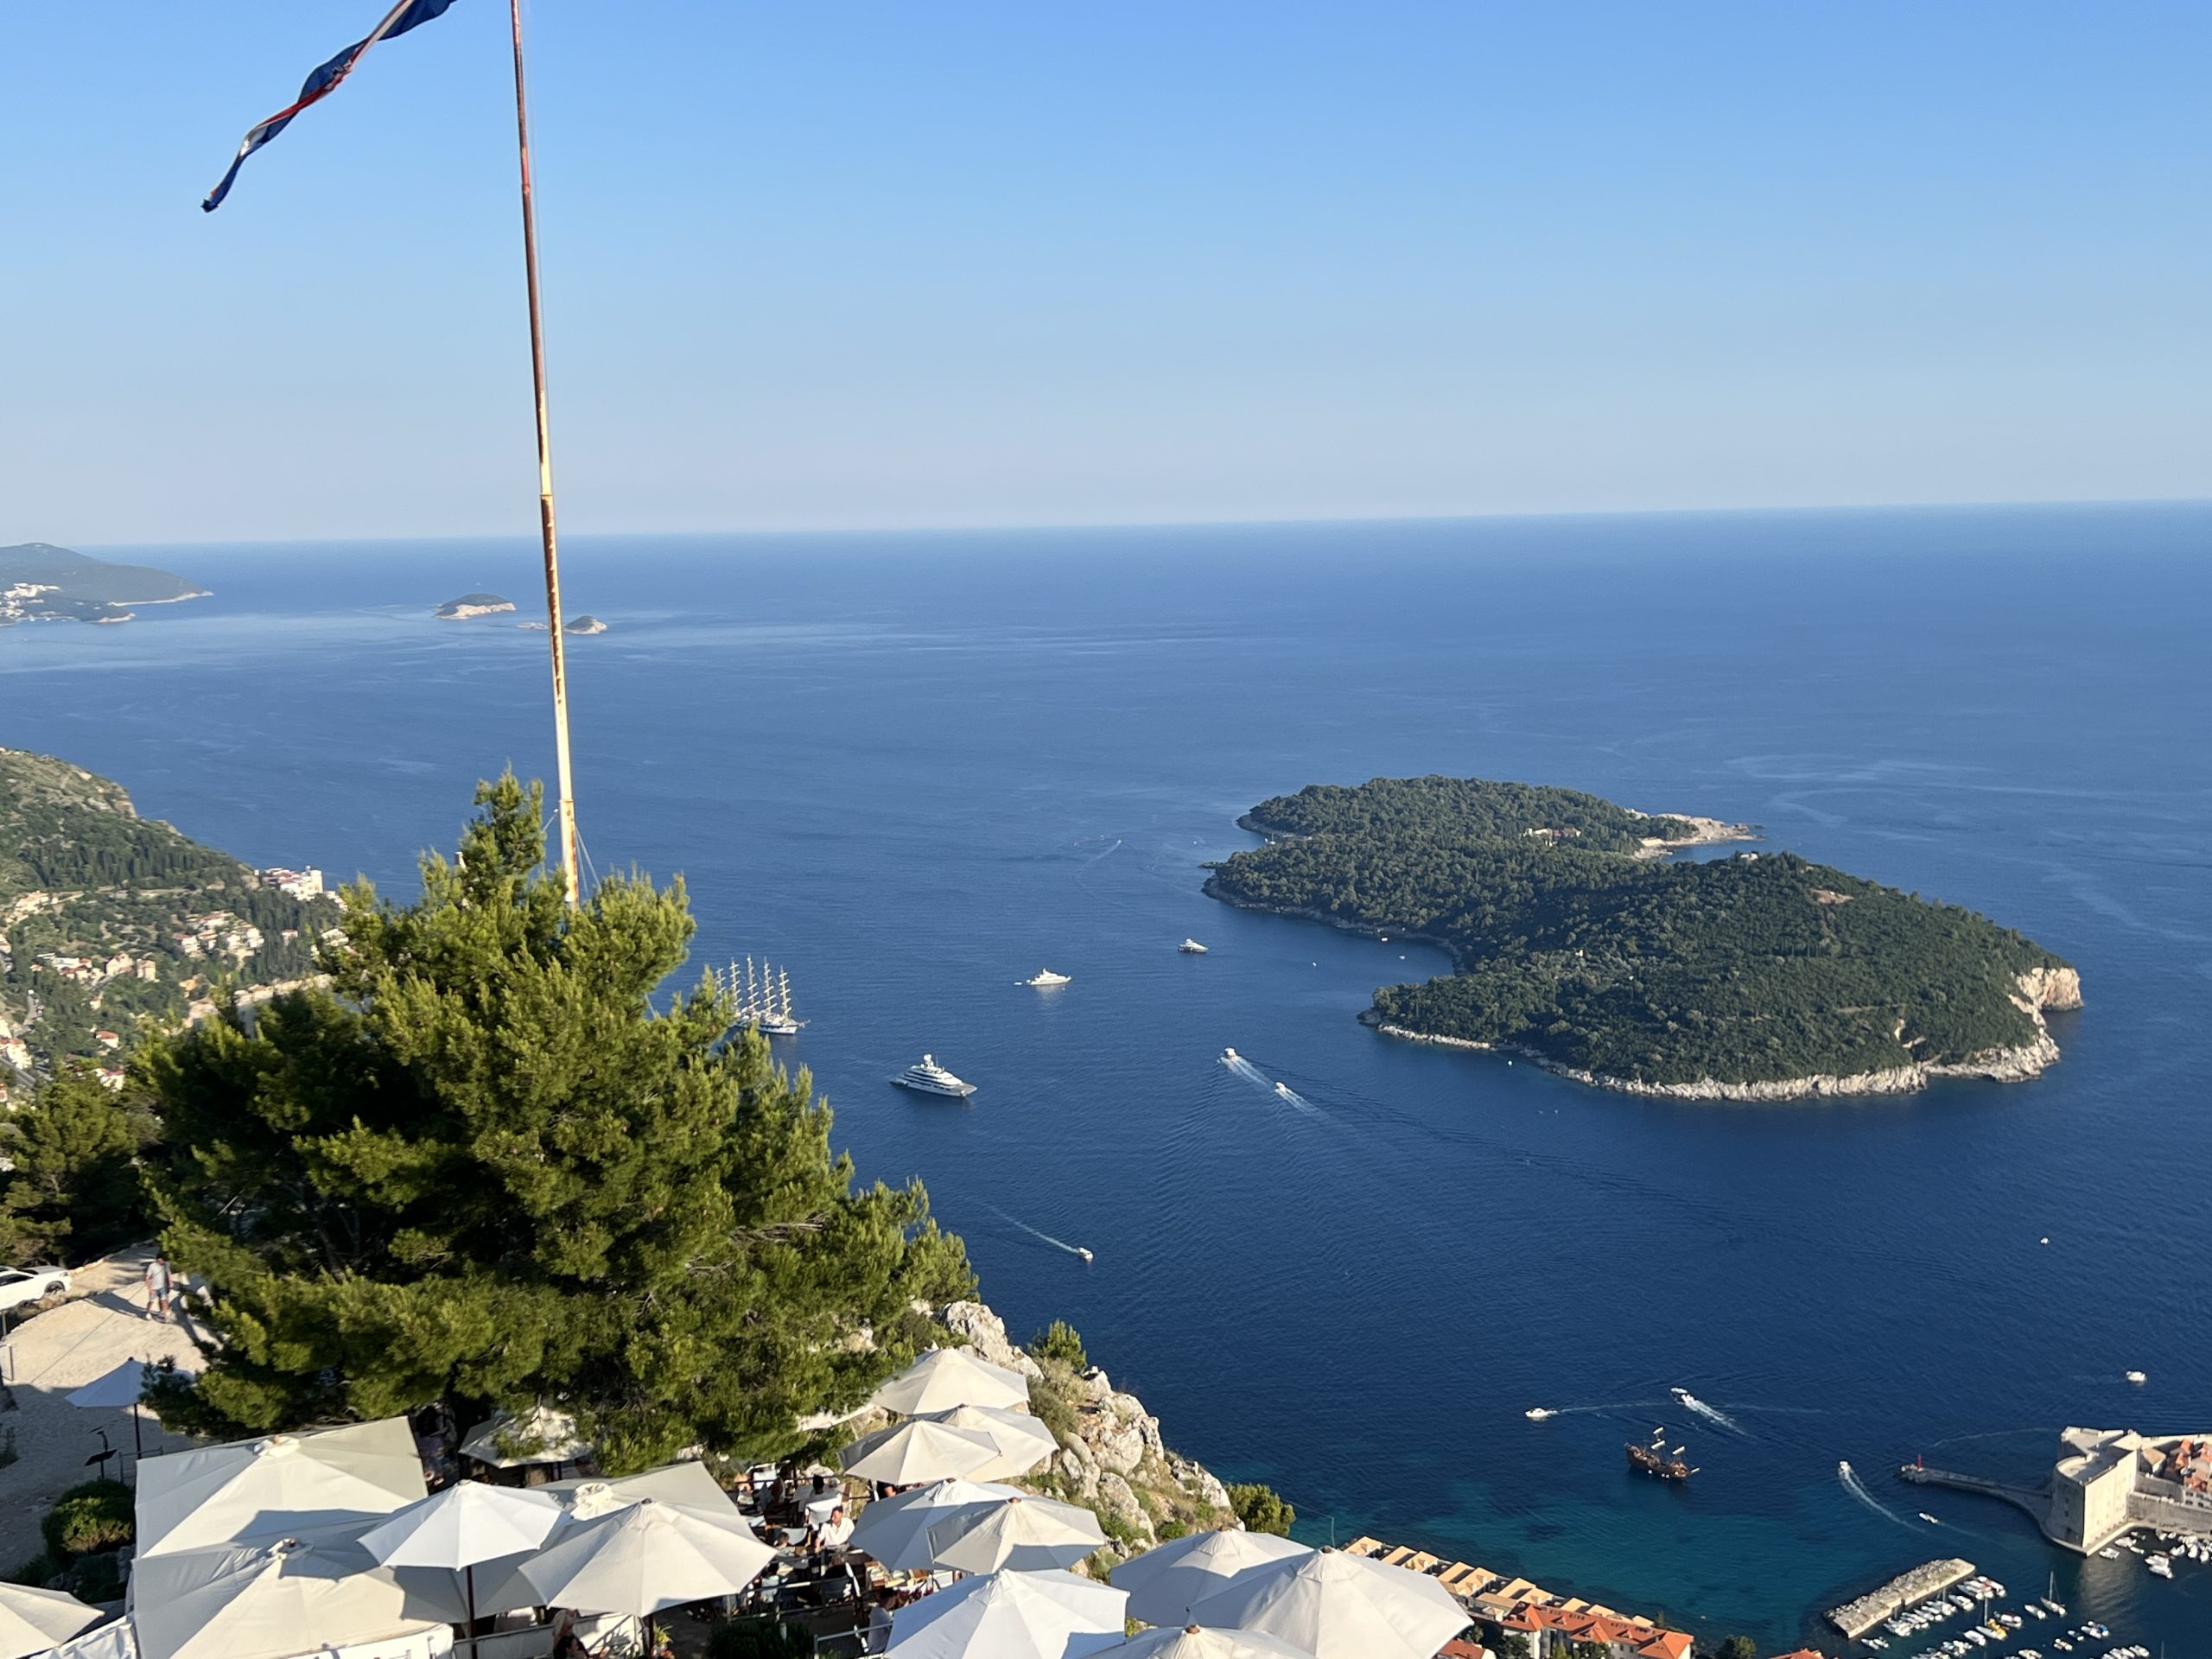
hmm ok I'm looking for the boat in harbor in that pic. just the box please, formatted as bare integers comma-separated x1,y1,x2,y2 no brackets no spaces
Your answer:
893,1054,976,1097
721,957,804,1036
1021,968,1071,987
1627,1440,1694,1481
1179,938,1209,954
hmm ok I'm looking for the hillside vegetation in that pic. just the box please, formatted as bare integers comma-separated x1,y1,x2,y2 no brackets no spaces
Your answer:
1210,775,2074,1091
0,749,337,1075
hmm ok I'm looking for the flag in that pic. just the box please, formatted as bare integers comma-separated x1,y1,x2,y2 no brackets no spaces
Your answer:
202,0,461,212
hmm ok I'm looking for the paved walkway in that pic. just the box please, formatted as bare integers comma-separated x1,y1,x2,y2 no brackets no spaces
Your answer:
0,1245,206,1567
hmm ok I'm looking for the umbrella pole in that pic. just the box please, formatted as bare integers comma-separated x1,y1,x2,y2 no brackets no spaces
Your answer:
466,1562,478,1659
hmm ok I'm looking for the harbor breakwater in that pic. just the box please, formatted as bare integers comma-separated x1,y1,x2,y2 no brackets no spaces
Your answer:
1828,1558,1977,1639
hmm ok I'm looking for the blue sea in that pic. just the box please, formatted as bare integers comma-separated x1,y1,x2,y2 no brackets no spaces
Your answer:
7,505,2209,1654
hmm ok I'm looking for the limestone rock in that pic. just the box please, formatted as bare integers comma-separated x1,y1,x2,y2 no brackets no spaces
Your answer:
940,1300,1043,1379
1095,1471,1150,1541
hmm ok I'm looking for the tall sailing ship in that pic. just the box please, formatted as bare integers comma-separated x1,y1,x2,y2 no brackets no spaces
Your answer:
720,957,804,1037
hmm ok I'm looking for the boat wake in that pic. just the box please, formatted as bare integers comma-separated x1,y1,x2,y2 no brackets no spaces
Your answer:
1671,1388,1743,1433
1838,1459,1920,1532
984,1204,1091,1262
1220,1049,1324,1117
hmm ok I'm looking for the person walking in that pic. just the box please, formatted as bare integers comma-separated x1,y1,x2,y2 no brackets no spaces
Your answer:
143,1255,173,1322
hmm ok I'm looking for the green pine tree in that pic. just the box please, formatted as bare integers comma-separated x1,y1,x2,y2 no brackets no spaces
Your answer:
0,1066,158,1267
145,775,972,1470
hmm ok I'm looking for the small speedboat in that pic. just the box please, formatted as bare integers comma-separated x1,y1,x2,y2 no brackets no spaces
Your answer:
1523,1408,1555,1421
1921,1512,1942,1524
1076,1247,1094,1263
2125,1370,2147,1384
1179,938,1209,954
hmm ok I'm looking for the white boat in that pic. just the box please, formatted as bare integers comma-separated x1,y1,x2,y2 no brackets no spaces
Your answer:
892,1054,976,1097
1179,938,1209,954
1076,1247,1094,1263
1221,1047,1241,1063
1921,1512,1942,1524
1021,969,1071,988
2125,1370,2146,1384
1524,1408,1555,1421
721,957,805,1036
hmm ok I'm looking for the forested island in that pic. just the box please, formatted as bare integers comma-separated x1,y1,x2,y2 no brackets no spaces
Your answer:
435,592,515,619
0,749,339,1075
0,543,207,625
1206,775,2081,1098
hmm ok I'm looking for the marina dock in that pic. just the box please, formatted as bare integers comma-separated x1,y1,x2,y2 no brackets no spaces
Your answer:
1826,1558,1976,1640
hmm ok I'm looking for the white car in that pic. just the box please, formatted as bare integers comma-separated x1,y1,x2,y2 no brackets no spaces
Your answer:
0,1266,71,1313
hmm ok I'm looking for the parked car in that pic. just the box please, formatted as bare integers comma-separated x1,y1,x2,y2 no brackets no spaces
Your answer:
0,1265,71,1313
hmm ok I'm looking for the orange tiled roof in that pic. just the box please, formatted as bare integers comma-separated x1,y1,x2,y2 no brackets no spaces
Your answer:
1504,1601,1694,1659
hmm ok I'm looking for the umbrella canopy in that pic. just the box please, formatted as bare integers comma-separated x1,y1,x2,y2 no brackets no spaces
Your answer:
918,1404,1058,1481
356,1479,565,1569
518,1496,775,1618
925,1493,1108,1575
135,1418,425,1560
65,1359,148,1410
1110,1529,1313,1628
1185,1548,1469,1659
840,1416,1002,1484
847,1478,1022,1573
1095,1627,1319,1659
128,1533,454,1659
0,1581,101,1659
887,1568,1127,1659
868,1345,1032,1414
459,1403,590,1469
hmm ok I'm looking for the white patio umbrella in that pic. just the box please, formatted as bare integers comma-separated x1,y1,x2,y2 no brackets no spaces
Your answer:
918,1404,1058,1480
66,1357,151,1462
868,1345,1032,1414
925,1492,1108,1575
518,1495,775,1645
0,1580,101,1659
887,1568,1127,1658
1094,1627,1319,1659
358,1480,566,1651
459,1403,591,1470
1185,1548,1469,1659
840,1416,1002,1484
135,1417,425,1560
1110,1529,1313,1627
128,1533,454,1659
847,1478,1022,1572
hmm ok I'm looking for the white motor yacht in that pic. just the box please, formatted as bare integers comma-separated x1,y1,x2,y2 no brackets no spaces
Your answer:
893,1054,976,1097
1021,969,1071,987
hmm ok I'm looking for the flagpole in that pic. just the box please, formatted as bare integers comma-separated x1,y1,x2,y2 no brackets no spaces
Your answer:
507,0,582,906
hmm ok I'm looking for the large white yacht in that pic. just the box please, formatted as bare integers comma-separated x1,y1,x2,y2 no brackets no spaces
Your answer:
893,1054,976,1097
1021,969,1071,987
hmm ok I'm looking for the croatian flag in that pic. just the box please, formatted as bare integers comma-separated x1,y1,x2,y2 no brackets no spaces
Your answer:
203,0,461,212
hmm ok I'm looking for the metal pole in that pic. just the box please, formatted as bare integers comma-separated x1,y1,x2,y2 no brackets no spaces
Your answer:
508,0,582,906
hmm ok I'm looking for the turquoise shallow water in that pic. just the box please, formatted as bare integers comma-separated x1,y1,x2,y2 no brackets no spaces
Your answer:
6,505,2209,1653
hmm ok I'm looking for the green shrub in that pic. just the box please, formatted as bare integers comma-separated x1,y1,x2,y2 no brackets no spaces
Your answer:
1157,1517,1189,1541
64,1551,124,1603
1227,1482,1294,1536
1027,1374,1079,1446
41,1480,132,1560
706,1617,812,1659
1714,1639,1758,1659
1029,1319,1087,1370
3,1554,57,1589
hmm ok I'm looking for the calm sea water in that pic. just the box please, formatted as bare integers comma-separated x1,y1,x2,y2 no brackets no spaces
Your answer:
7,505,2209,1652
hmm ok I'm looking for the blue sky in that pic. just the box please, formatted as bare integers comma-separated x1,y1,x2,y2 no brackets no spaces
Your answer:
3,3,2206,543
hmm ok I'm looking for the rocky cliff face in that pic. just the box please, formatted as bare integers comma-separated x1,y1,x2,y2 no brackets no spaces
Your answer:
939,1300,1236,1555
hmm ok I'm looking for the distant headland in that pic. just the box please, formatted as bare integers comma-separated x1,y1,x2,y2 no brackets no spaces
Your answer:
0,542,207,626
435,592,516,619
1205,774,2081,1100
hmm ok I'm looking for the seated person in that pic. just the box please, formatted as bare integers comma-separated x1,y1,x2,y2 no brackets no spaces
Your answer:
808,1501,855,1570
